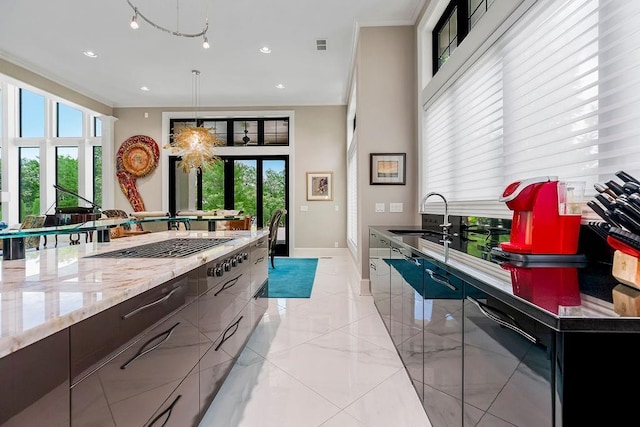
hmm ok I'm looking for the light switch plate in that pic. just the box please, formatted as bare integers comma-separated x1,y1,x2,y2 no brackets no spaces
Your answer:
390,203,403,212
300,205,308,211
375,203,385,213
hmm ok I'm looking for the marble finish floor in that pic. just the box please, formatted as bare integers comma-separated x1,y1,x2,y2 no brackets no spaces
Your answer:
199,250,431,427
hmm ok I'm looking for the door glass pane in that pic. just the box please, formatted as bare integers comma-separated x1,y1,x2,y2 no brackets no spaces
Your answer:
20,89,45,138
233,160,257,217
94,117,102,137
56,147,79,207
201,160,225,211
19,147,40,221
263,159,286,246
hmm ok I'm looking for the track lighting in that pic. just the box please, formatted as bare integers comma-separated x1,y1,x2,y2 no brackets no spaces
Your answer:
130,10,139,30
126,0,209,49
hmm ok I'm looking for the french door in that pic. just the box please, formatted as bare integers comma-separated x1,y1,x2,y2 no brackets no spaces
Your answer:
169,155,289,257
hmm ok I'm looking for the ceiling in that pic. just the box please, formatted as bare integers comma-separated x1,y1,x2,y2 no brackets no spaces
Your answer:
0,0,425,109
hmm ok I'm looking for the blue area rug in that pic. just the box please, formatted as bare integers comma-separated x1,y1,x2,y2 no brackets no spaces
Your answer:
267,258,318,298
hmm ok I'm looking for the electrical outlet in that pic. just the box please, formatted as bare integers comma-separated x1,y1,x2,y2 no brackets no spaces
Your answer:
335,205,339,211
390,203,403,212
334,242,338,248
375,203,385,213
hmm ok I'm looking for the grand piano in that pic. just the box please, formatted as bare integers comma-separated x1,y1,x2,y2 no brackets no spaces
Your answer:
43,184,101,244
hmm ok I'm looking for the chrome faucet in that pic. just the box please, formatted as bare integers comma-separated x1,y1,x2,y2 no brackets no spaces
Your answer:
419,192,451,260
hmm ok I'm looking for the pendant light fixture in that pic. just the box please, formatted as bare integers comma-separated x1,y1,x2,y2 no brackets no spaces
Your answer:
165,70,224,172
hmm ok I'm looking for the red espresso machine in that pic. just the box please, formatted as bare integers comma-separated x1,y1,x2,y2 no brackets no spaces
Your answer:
498,176,582,256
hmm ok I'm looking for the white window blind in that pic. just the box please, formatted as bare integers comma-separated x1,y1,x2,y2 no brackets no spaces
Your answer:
347,134,358,252
422,0,640,216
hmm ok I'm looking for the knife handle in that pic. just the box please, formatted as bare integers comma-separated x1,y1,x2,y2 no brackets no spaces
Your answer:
606,180,625,196
613,208,640,234
587,200,621,227
615,170,640,185
596,193,615,210
623,181,640,195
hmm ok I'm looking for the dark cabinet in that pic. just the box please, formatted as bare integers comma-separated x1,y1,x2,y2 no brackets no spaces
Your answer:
146,366,200,427
198,246,268,417
417,257,465,427
461,281,553,426
369,231,391,331
70,272,201,427
0,329,69,427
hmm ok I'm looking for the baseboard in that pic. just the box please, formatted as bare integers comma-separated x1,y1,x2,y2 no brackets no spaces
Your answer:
291,247,350,258
360,279,371,296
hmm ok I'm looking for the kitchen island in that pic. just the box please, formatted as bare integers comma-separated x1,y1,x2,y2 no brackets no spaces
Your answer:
370,225,640,426
0,229,269,426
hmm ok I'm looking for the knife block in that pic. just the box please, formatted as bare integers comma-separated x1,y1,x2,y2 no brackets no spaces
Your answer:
613,284,640,317
612,250,640,289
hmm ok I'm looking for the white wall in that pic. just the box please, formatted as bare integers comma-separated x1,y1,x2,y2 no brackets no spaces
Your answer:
355,26,419,280
112,105,347,252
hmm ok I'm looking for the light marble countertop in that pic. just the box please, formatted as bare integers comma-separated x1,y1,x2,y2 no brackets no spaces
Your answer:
0,229,268,358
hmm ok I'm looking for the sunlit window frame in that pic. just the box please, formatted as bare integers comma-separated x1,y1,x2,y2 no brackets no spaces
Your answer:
0,80,103,225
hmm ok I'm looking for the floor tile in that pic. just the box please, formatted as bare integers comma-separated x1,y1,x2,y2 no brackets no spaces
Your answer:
200,252,428,427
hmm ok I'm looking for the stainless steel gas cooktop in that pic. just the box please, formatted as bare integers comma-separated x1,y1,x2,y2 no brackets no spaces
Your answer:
86,238,233,258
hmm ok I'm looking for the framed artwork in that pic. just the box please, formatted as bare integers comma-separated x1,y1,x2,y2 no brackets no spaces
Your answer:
370,153,406,185
306,171,333,201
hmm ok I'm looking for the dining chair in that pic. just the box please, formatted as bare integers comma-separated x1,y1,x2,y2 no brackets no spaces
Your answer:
268,209,287,268
217,215,252,231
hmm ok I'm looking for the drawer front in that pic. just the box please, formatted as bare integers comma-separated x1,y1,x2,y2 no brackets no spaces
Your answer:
249,237,268,295
199,268,252,355
70,272,198,382
145,366,200,427
199,300,257,412
71,308,201,427
1,329,69,427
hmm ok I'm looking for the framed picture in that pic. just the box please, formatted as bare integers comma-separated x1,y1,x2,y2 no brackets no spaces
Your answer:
370,153,406,185
306,171,333,201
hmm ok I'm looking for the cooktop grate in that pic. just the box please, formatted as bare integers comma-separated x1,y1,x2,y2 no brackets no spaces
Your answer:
86,238,233,258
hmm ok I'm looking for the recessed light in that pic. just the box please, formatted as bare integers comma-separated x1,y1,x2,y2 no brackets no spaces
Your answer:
83,51,98,58
276,84,285,89
140,86,150,91
259,46,271,54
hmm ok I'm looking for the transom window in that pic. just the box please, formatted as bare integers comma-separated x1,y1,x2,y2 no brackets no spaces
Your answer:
433,0,494,74
170,117,289,147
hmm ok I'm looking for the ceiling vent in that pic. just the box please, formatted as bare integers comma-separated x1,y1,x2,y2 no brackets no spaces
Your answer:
316,39,327,51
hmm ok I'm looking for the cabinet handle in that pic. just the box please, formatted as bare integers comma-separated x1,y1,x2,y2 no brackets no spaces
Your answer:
466,296,537,344
426,269,458,292
254,283,268,299
121,322,180,369
254,256,265,265
380,239,389,246
122,287,181,320
403,255,421,267
370,262,377,270
213,274,242,296
391,247,401,253
215,316,243,351
147,394,181,426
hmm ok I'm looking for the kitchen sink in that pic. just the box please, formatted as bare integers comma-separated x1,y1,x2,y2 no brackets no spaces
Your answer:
388,229,443,237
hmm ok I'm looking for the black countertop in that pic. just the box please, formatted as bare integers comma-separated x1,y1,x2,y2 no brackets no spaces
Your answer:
371,225,640,333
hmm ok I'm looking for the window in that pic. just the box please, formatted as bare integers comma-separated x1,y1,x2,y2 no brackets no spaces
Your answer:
421,0,640,218
233,120,258,146
19,147,40,221
432,0,495,74
170,118,290,147
56,147,78,207
93,146,102,207
57,103,82,137
20,89,45,138
94,117,102,137
2,81,105,225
